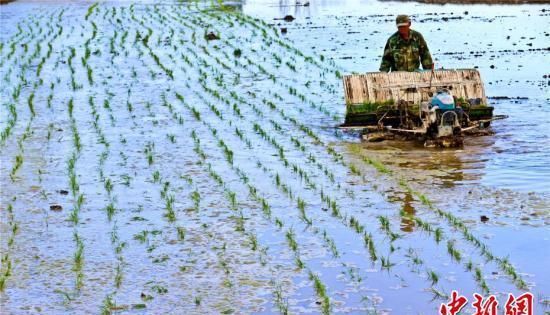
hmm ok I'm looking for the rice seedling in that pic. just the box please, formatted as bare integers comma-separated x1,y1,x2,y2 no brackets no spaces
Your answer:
176,227,186,241
406,247,423,266
350,216,364,234
296,198,312,226
363,232,377,262
114,263,123,288
427,270,439,285
164,194,176,222
69,207,79,225
308,271,331,315
144,142,154,165
434,228,443,243
377,215,391,234
151,284,168,294
190,190,200,211
105,203,116,221
166,133,176,143
465,260,474,271
104,178,113,195
273,284,290,315
85,3,98,20
380,256,395,270
27,92,35,117
69,172,79,196
261,198,271,217
152,170,161,183
226,191,237,210
446,240,461,262
285,228,298,252
160,181,170,199
133,230,149,244
10,154,23,180
100,294,115,315
86,65,93,85
120,174,131,186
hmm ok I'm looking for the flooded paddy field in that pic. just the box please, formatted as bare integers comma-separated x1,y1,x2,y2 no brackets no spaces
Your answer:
1,0,548,314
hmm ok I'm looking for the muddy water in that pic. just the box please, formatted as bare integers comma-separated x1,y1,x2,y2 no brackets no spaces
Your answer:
0,0,548,314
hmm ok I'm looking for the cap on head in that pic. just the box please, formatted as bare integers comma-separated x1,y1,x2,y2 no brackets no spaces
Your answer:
396,14,410,27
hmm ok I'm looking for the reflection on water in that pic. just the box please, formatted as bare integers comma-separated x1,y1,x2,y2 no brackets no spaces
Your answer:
400,192,416,232
360,100,549,194
360,138,488,189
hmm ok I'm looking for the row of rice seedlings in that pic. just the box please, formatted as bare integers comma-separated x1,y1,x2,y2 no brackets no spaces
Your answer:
272,282,290,314
8,99,36,178
81,21,95,86
88,96,110,149
9,154,23,181
296,197,312,226
67,98,82,153
72,231,85,289
67,46,81,90
86,16,137,295
161,92,185,124
472,263,490,295
0,203,16,291
144,141,155,166
377,215,401,246
103,103,128,291
308,271,331,315
0,16,66,292
85,3,99,20
66,97,86,291
321,229,339,258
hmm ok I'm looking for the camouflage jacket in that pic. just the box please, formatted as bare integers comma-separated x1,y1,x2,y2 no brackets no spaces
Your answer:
379,30,433,72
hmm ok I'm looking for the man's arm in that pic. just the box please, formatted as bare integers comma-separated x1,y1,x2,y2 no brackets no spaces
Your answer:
417,33,433,70
379,40,393,72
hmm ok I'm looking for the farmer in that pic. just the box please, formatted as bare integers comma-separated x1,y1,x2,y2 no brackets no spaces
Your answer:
379,15,434,72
